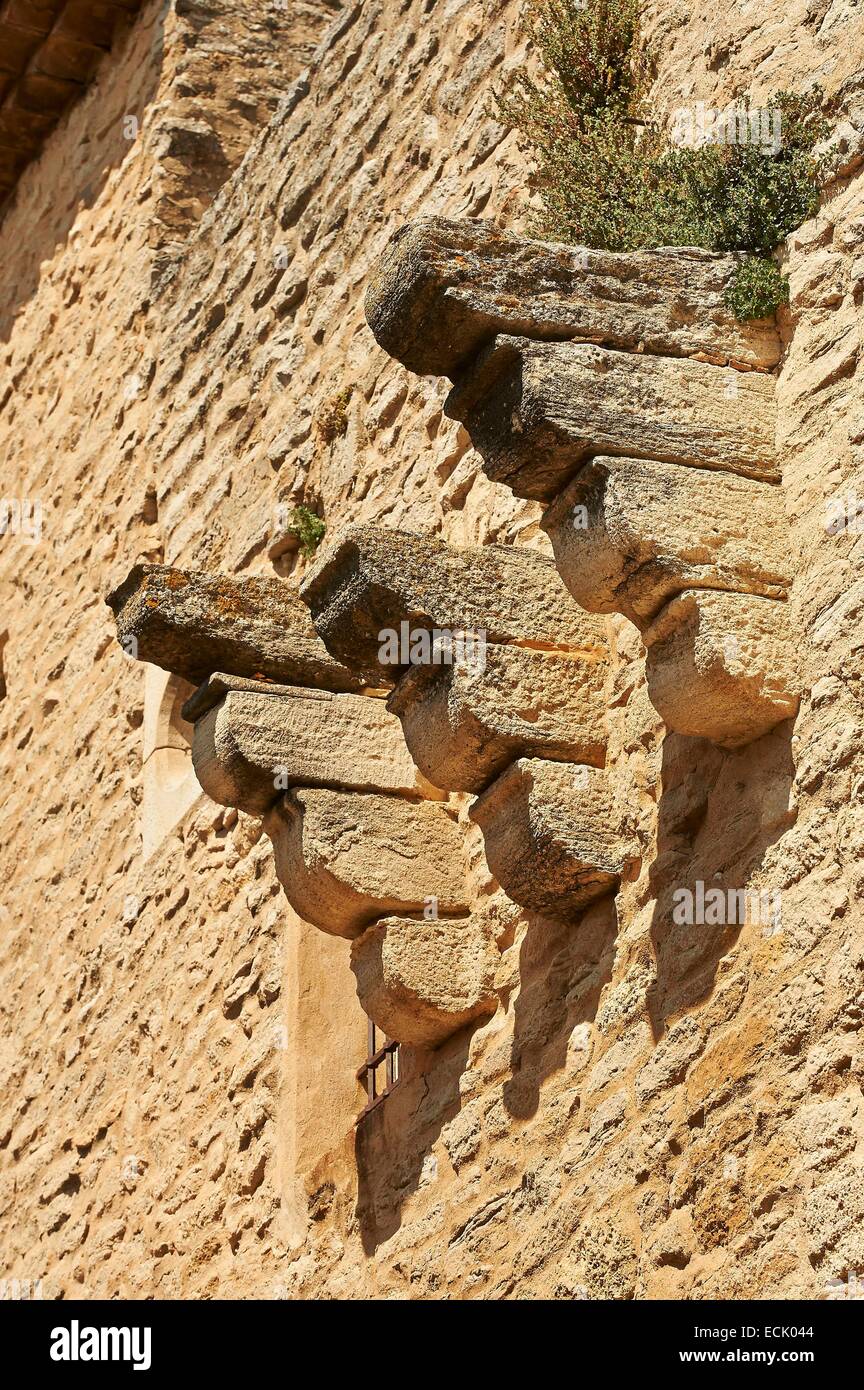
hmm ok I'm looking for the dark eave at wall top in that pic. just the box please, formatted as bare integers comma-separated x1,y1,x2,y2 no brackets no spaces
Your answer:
0,0,145,211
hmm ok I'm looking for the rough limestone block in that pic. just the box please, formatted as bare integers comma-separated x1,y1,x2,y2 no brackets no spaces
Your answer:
365,217,780,376
470,758,625,918
106,562,361,691
300,522,604,684
445,336,778,501
189,676,436,815
642,590,800,747
543,456,791,626
266,788,468,938
387,644,607,793
350,914,498,1047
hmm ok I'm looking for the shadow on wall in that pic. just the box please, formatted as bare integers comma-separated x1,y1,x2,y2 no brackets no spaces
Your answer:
353,896,619,1254
646,725,797,1041
352,722,797,1254
355,1033,473,1256
0,5,166,343
502,898,618,1122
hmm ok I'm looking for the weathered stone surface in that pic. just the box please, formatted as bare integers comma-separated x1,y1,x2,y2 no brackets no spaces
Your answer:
107,563,362,691
189,678,436,815
543,456,791,626
387,644,607,792
445,336,778,500
300,522,604,684
180,671,300,722
350,914,498,1047
266,788,468,937
365,217,780,377
469,758,625,918
6,0,862,1308
642,590,800,747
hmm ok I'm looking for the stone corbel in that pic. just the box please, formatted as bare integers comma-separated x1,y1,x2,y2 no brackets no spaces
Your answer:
443,333,779,501
264,786,468,938
298,520,598,685
300,521,609,790
541,455,791,626
107,563,496,1047
107,562,362,692
469,759,627,919
181,672,432,816
386,645,607,794
350,914,499,1050
364,217,800,748
302,523,627,917
365,216,780,376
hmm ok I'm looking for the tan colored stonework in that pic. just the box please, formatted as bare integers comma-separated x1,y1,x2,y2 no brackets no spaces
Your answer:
1,0,864,1306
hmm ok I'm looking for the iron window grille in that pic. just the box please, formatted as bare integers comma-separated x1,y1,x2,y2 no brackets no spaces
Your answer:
356,1020,400,1120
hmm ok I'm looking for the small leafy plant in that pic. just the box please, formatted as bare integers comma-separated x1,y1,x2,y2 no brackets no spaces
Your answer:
495,0,830,318
284,505,325,558
723,258,790,322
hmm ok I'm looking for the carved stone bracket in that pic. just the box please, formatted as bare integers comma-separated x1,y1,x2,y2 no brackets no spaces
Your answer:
365,217,800,748
387,644,607,793
183,672,431,816
303,523,625,919
299,521,600,685
469,758,627,920
107,564,494,1047
265,787,468,939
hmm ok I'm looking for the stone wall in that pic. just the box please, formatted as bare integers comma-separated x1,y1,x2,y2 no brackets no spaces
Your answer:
1,0,864,1300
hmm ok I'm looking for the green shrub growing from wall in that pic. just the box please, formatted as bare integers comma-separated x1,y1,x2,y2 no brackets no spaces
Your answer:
495,0,830,318
284,505,326,558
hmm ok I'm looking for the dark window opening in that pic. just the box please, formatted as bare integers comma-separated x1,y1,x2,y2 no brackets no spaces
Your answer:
356,1021,400,1121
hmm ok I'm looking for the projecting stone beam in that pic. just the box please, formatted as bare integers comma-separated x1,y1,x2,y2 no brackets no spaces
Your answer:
300,522,604,685
365,218,780,377
445,336,778,501
351,914,498,1047
265,789,468,938
187,675,437,816
542,456,791,626
469,759,626,919
107,563,361,692
642,590,800,747
387,644,607,793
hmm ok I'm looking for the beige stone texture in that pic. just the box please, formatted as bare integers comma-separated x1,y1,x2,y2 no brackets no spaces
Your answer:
301,521,604,684
446,334,779,501
365,215,780,377
266,787,468,938
350,915,498,1047
190,679,436,816
643,591,801,748
107,562,361,690
470,758,626,917
387,643,608,792
2,0,864,1306
543,456,792,626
